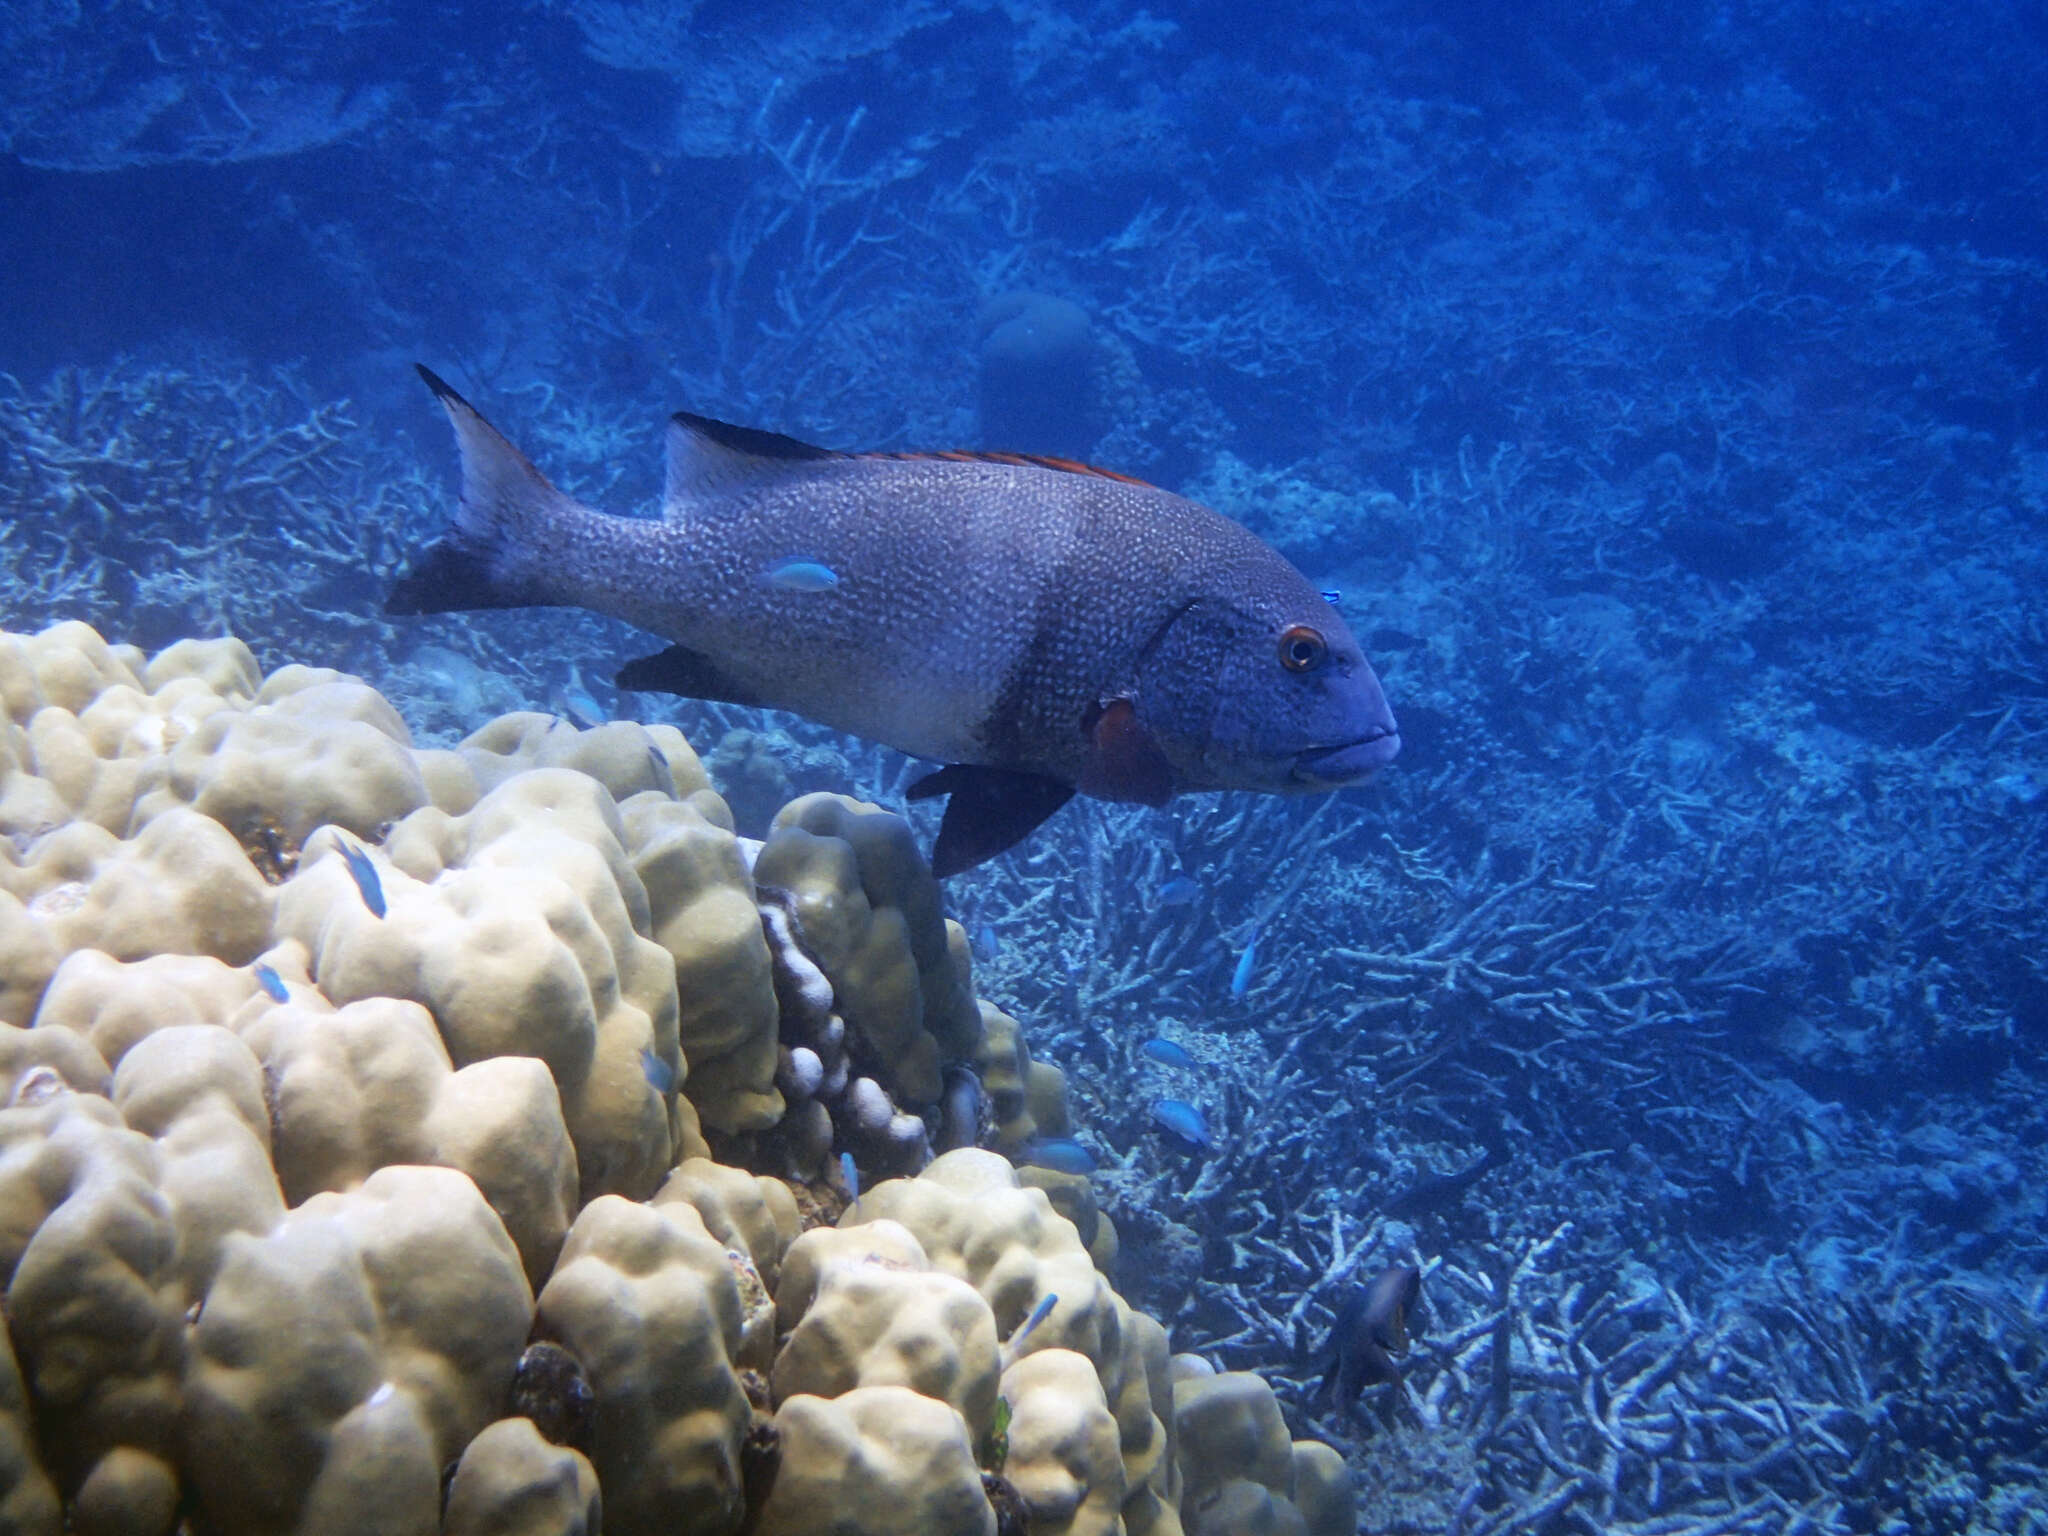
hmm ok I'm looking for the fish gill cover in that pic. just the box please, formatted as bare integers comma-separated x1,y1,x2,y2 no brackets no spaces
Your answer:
2,0,2047,1531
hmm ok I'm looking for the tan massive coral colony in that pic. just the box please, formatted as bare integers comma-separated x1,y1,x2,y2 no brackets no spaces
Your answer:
0,620,1351,1536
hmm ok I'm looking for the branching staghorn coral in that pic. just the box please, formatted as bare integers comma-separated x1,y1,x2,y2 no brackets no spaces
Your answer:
0,360,425,649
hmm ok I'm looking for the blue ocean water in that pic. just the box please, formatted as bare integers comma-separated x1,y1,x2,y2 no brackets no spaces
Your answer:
4,0,2045,1530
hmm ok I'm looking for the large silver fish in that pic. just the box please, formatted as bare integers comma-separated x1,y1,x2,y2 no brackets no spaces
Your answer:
389,367,1399,874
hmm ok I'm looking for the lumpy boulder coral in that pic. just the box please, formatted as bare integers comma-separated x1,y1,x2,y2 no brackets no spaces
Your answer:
184,1165,534,1536
0,620,1348,1536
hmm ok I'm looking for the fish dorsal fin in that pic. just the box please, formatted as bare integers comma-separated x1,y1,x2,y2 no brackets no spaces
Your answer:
858,449,1154,486
663,411,844,510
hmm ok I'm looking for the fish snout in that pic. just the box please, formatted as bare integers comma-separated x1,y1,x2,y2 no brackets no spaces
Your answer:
1293,723,1399,786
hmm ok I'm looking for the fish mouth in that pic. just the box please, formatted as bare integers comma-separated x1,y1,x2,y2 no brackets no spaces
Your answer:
1293,729,1400,785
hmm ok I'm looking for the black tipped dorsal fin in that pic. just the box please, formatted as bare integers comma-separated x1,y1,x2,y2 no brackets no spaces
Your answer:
663,411,843,512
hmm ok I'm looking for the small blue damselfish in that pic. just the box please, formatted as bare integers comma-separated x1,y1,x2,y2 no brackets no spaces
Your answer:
1151,1097,1214,1150
334,835,386,918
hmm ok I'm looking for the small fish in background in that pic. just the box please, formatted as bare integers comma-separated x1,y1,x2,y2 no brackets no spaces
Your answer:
1382,1144,1502,1220
1151,1097,1214,1150
1156,876,1202,909
971,921,1001,963
759,557,841,592
639,1046,677,1096
1320,1263,1422,1405
1320,589,1343,606
1230,928,1261,998
1001,1292,1059,1367
333,835,386,918
251,963,290,1003
1022,1137,1096,1175
841,1150,862,1213
1138,1037,1197,1072
1994,770,2042,806
551,663,609,729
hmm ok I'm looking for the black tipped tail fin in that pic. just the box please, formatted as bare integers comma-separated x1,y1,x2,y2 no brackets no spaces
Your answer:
386,365,585,618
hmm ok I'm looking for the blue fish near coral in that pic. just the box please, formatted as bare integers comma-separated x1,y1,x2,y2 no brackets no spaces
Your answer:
333,835,386,918
391,368,1398,877
1139,1037,1198,1072
1009,1292,1058,1350
1023,1137,1097,1175
639,1046,677,1096
1230,930,1260,998
759,557,840,592
251,963,290,1003
551,671,609,729
1151,1098,1214,1150
1156,877,1202,909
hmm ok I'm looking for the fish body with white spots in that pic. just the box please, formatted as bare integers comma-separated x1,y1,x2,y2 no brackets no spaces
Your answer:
390,367,1399,873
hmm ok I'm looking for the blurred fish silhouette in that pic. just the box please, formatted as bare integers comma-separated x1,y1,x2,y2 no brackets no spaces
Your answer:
1230,927,1261,998
391,368,1398,876
551,661,608,728
639,1046,678,1096
1320,1263,1422,1404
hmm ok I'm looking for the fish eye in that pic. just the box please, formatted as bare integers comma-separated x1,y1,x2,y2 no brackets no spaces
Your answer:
1278,625,1326,673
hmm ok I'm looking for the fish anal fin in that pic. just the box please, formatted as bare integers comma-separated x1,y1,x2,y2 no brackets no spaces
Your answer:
663,412,844,511
386,538,549,615
616,644,764,707
1078,699,1175,806
908,765,1075,878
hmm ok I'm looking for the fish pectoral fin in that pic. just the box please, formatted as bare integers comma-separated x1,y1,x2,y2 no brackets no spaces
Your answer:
1077,698,1176,806
907,765,1075,878
615,644,763,707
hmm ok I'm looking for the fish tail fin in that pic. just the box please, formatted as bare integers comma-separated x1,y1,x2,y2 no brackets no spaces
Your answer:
387,365,583,616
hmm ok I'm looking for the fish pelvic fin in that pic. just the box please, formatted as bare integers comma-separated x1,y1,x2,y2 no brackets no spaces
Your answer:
615,644,765,707
387,366,585,615
907,765,1075,878
663,411,843,512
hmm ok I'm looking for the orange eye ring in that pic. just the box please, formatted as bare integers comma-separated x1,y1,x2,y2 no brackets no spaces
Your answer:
1278,625,1326,673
